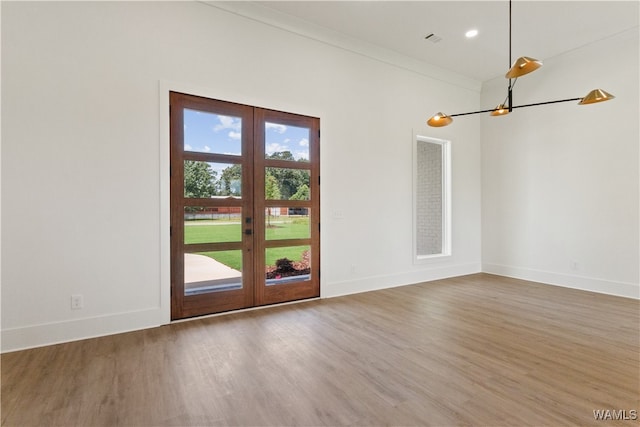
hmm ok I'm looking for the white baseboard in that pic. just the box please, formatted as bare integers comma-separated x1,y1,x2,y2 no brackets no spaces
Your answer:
6,262,633,352
482,263,639,299
322,262,482,298
2,263,481,353
1,307,164,353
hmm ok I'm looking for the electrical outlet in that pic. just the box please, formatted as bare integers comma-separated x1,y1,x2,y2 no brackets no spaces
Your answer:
71,294,84,310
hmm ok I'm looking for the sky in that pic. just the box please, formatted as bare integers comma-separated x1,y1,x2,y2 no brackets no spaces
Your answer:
183,108,310,161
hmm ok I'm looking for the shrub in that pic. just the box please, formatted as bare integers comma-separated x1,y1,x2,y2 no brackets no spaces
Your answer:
275,258,295,272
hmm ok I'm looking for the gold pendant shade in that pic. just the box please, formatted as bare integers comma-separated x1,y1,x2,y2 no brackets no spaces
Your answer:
578,89,615,105
426,112,453,127
505,56,543,79
490,104,510,116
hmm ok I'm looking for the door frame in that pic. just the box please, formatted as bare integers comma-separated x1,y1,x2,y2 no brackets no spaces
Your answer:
159,81,321,324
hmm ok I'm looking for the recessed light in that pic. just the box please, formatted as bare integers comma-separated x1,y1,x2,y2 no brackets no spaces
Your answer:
465,29,479,38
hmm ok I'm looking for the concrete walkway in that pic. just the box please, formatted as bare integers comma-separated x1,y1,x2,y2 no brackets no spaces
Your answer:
184,254,241,290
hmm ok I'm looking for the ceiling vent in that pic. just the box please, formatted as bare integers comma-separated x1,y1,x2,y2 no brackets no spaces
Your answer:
424,33,442,43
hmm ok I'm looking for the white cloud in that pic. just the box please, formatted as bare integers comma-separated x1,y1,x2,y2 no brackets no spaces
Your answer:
185,144,193,151
266,142,288,155
214,115,241,132
298,138,309,147
265,122,287,134
296,151,310,160
228,131,241,140
204,145,211,152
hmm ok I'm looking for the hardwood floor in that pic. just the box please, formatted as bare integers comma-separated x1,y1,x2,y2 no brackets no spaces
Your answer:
2,273,638,426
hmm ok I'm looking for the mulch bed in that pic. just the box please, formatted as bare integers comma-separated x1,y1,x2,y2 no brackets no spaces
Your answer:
265,250,311,279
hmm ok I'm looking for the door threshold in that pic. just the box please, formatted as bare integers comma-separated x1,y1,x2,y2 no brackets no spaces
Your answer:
170,296,321,324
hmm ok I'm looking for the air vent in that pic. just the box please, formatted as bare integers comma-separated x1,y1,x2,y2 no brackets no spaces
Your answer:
424,33,442,43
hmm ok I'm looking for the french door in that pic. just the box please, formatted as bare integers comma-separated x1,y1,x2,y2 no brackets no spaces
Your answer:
170,92,320,320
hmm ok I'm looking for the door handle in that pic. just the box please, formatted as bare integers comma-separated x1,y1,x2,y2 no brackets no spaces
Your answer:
244,229,253,235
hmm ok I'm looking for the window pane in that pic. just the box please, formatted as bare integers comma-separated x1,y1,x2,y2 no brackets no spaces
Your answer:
184,109,242,155
214,163,242,197
265,122,310,162
184,207,242,244
184,251,242,296
265,167,310,200
184,161,242,198
265,207,310,240
416,140,444,256
265,246,311,285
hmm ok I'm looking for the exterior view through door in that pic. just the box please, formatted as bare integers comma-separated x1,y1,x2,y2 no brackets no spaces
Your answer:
170,92,320,320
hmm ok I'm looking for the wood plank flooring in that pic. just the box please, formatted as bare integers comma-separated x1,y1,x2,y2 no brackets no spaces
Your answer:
2,273,639,426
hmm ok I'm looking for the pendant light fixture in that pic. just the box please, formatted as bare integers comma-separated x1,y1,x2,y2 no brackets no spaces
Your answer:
578,89,616,105
426,112,453,127
505,56,542,79
427,0,614,127
490,104,509,116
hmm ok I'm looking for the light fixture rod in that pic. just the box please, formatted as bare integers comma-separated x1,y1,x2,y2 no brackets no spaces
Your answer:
450,108,500,118
509,0,512,68
508,0,513,111
448,97,582,118
510,97,582,109
508,87,513,112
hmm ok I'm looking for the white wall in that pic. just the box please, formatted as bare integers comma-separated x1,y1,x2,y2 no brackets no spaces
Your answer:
481,27,639,298
1,2,482,351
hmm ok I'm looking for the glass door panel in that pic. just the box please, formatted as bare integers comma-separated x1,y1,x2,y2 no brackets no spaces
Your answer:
265,245,311,285
183,161,243,199
184,207,242,244
184,109,242,156
264,122,310,162
265,208,310,240
184,250,243,296
265,167,310,200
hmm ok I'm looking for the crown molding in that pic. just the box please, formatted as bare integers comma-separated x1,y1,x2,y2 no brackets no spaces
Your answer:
201,1,482,93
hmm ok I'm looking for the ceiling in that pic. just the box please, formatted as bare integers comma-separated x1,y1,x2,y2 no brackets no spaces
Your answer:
223,1,639,83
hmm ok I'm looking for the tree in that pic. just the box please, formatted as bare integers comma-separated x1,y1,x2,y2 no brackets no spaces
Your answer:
280,168,309,200
184,161,216,198
265,173,281,227
218,164,242,196
289,183,310,201
267,151,295,161
265,173,281,200
266,152,310,200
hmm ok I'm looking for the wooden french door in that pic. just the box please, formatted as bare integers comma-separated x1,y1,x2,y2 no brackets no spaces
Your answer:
170,92,320,320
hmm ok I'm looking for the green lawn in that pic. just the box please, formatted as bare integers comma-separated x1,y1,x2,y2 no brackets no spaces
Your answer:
184,221,242,244
266,218,310,240
196,245,309,272
265,245,310,266
186,217,310,270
